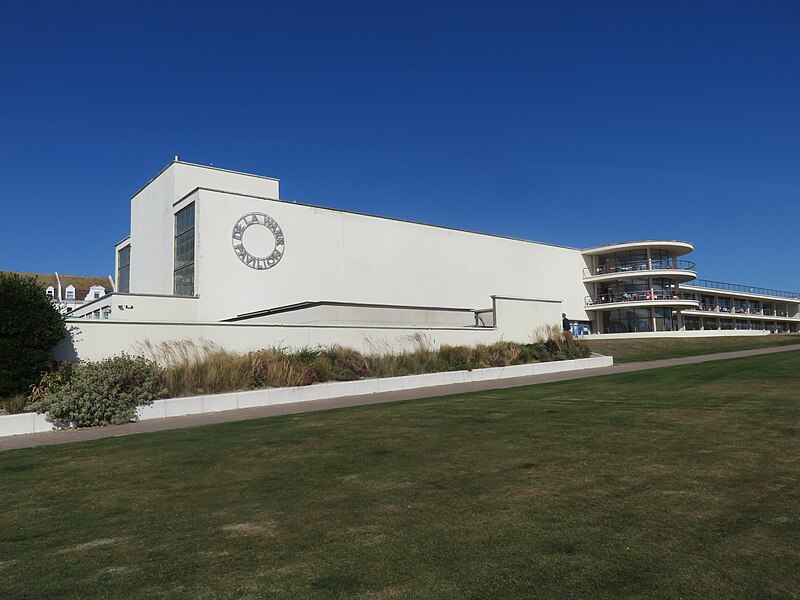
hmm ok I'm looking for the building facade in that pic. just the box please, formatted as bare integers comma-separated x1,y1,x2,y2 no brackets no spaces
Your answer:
62,160,798,359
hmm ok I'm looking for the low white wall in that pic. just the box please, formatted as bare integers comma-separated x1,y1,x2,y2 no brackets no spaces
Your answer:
54,296,562,362
0,412,55,438
0,355,613,438
55,321,498,362
69,294,199,322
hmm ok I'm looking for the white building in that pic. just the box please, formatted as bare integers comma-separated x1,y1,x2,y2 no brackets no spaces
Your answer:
61,160,799,361
1,272,112,315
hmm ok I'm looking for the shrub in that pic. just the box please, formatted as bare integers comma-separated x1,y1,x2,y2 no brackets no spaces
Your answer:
0,273,66,398
534,325,591,360
27,355,167,427
436,345,475,371
515,343,545,364
320,346,371,380
472,342,522,368
0,395,29,415
146,334,591,398
244,349,311,389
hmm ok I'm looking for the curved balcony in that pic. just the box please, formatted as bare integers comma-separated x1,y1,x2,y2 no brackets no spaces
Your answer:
584,292,700,311
583,259,697,283
683,304,800,321
582,240,694,257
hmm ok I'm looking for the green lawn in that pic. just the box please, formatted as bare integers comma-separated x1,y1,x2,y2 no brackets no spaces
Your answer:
587,332,800,363
1,352,799,599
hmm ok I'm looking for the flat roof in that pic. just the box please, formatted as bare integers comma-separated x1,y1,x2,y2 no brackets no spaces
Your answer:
582,240,694,256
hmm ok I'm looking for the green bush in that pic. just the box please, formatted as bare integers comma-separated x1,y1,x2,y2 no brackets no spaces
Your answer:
150,335,593,398
436,345,475,371
28,355,167,427
0,273,66,398
515,343,545,364
0,395,29,415
320,346,371,380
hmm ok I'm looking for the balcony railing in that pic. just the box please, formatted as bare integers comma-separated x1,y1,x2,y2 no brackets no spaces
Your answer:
682,279,800,300
686,304,792,317
583,259,696,278
585,292,699,306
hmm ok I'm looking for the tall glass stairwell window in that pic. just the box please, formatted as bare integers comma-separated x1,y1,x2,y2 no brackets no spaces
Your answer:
117,245,131,293
174,203,195,296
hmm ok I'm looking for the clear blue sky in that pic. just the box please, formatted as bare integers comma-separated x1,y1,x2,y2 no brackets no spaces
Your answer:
1,1,798,291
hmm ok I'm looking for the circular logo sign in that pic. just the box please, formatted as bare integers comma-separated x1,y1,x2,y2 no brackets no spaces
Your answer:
232,212,285,270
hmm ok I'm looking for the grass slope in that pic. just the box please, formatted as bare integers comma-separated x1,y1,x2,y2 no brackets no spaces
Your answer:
1,352,799,599
586,333,800,363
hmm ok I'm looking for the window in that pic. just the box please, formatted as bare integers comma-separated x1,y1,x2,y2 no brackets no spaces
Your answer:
701,295,715,311
66,286,75,300
46,286,55,298
654,308,676,331
117,245,131,293
599,250,647,271
652,278,677,298
174,203,195,296
602,307,651,333
93,291,102,299
599,278,649,300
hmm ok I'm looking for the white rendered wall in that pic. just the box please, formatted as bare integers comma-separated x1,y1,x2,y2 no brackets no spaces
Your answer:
53,297,563,362
193,189,589,322
128,167,176,295
127,162,279,297
236,304,480,326
68,294,199,322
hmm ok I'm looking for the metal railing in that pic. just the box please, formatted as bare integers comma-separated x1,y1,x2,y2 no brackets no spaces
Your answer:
585,292,699,306
583,259,696,278
686,304,792,317
682,279,800,300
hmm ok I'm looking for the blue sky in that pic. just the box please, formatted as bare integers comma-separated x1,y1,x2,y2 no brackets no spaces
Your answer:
1,1,798,291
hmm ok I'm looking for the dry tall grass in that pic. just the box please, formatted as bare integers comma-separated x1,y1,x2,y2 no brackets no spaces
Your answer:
138,334,591,398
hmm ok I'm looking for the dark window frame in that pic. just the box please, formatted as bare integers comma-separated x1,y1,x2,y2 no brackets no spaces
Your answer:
117,245,131,293
174,203,195,296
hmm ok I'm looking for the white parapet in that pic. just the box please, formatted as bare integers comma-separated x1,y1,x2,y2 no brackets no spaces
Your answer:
0,412,54,437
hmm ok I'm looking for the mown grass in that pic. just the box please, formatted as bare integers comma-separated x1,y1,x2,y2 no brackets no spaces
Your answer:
1,352,799,599
586,332,800,363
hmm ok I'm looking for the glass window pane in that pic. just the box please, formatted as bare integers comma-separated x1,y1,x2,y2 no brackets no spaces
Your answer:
175,204,195,235
117,245,131,293
174,203,195,296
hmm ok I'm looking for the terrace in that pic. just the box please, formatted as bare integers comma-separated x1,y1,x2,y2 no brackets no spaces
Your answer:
682,279,800,300
582,259,696,283
585,292,699,309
